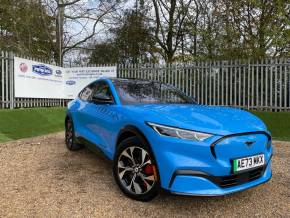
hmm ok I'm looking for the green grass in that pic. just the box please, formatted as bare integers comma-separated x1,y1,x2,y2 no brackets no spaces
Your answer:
252,111,290,141
0,107,289,143
0,107,66,143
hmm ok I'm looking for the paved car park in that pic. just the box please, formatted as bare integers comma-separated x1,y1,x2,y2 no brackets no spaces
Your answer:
0,132,289,217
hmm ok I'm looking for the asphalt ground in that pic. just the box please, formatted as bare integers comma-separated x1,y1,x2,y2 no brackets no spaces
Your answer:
0,132,289,217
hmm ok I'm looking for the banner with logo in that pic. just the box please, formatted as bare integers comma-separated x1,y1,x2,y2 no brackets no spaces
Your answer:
14,57,65,99
14,57,117,99
64,66,117,99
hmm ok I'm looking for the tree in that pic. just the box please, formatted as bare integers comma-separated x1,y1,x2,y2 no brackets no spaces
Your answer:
89,42,119,65
183,0,200,59
177,0,289,60
149,0,194,63
42,0,123,65
215,0,289,58
0,0,55,60
89,5,156,65
2,0,289,64
113,8,156,64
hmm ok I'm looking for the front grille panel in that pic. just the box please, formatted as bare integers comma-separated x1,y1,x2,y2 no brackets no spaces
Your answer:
210,132,271,159
216,167,264,188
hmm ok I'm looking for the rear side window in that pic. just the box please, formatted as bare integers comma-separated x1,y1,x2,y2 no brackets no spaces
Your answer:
79,85,93,101
91,82,113,100
78,81,114,102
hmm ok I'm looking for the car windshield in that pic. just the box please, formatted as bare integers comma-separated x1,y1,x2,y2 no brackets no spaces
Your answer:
113,80,196,105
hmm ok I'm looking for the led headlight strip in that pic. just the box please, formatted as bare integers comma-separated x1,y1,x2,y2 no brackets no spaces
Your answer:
146,122,213,141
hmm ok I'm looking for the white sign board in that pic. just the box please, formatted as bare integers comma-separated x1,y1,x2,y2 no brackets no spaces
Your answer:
14,57,65,99
14,57,117,99
65,66,117,99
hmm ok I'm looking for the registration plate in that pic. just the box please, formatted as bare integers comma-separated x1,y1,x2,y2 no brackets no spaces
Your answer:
233,154,264,173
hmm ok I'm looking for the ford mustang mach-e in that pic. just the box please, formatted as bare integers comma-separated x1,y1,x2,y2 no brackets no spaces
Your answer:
65,78,272,201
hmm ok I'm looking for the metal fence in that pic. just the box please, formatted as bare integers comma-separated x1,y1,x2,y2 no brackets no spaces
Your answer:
118,59,290,111
1,50,290,111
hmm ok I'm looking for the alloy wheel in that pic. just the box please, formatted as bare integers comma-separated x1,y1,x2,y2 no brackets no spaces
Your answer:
117,146,156,195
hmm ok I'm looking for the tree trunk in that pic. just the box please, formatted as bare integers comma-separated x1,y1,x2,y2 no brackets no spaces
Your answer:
56,0,64,66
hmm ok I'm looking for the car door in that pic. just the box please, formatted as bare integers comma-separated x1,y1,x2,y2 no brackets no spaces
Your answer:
77,80,119,157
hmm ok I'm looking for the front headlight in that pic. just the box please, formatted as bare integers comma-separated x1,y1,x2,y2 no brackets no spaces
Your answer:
146,122,213,141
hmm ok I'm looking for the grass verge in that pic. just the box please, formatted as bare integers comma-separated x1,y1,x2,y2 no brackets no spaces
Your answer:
252,111,290,141
0,107,66,143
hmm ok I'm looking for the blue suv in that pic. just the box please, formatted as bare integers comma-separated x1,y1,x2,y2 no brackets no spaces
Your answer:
65,78,272,201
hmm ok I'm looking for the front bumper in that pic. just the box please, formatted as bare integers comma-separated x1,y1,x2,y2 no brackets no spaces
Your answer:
169,161,272,196
144,127,273,196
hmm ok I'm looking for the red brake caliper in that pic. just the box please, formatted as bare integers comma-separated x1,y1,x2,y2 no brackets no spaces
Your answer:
143,164,158,181
144,164,154,174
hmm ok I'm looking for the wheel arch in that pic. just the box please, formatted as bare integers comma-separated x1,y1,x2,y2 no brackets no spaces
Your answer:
65,113,72,127
116,125,150,150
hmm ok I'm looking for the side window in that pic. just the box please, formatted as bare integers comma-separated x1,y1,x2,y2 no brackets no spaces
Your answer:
91,82,113,101
79,84,93,101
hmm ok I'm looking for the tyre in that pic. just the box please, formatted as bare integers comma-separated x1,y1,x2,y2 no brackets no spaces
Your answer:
65,117,83,151
113,136,160,201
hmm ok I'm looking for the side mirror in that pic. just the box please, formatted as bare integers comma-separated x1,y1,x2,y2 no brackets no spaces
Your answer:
91,93,114,104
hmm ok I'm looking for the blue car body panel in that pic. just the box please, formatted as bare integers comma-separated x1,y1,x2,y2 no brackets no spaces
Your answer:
67,78,272,195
